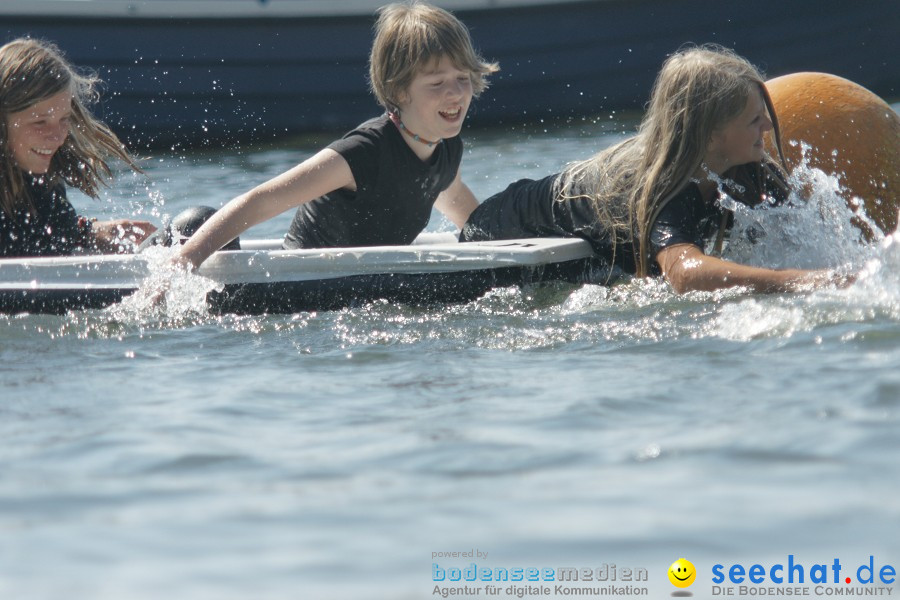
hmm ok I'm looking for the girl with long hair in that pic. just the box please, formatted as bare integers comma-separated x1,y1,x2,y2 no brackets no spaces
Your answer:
0,38,156,257
462,45,845,293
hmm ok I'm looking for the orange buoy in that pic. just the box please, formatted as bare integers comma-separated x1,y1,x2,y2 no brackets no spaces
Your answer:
765,72,900,236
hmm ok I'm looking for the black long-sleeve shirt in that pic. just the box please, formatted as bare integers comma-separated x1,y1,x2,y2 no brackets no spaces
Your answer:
0,174,93,258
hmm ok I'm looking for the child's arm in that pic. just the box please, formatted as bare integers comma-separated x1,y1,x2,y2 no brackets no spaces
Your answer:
176,149,354,268
656,243,851,294
433,170,479,229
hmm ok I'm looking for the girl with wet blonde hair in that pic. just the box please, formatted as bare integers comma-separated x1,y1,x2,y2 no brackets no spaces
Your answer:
462,45,846,293
0,38,156,257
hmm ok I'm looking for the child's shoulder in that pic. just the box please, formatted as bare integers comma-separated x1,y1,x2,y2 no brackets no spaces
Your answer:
328,113,394,153
344,113,392,137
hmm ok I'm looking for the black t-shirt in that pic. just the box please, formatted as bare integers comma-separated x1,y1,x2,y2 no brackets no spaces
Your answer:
460,175,746,277
460,174,638,273
647,182,725,274
283,114,463,249
0,174,90,258
648,166,789,273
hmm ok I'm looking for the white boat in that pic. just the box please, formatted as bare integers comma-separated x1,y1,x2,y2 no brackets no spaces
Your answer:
0,233,596,315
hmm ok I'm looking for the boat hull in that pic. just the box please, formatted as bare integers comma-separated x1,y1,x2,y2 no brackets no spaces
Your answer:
2,0,897,147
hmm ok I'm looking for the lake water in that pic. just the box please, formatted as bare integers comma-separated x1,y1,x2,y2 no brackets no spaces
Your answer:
2,105,900,600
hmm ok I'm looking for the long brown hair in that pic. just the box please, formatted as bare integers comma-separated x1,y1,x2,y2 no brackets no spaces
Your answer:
0,38,141,217
556,44,788,276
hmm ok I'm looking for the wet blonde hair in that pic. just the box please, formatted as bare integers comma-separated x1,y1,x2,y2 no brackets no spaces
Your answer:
369,1,499,114
556,44,788,276
0,38,140,218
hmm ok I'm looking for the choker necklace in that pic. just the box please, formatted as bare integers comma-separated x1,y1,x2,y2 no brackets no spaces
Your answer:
389,112,441,147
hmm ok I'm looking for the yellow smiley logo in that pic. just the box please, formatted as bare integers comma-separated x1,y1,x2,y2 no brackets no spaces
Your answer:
668,558,696,588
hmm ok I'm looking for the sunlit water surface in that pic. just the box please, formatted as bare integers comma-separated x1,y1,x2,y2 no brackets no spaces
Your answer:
2,107,900,599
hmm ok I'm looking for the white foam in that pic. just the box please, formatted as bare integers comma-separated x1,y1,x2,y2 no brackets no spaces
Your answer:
722,148,880,273
106,245,220,323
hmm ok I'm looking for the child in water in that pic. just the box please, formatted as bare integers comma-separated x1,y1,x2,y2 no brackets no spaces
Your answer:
174,1,498,269
0,38,156,257
461,45,850,293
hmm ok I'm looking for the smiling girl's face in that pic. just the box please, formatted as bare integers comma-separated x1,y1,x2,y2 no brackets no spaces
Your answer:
5,89,73,174
704,87,773,174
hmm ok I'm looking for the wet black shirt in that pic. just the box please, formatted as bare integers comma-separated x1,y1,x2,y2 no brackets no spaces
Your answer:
0,175,90,258
460,174,639,273
284,114,463,249
460,175,731,277
647,182,726,273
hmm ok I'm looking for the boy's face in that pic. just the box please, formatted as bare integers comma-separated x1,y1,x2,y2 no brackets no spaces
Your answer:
397,55,472,148
5,89,73,174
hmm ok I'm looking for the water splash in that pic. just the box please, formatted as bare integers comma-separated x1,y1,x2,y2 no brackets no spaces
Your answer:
722,146,881,272
706,232,900,341
699,151,898,340
105,245,221,325
847,234,900,313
